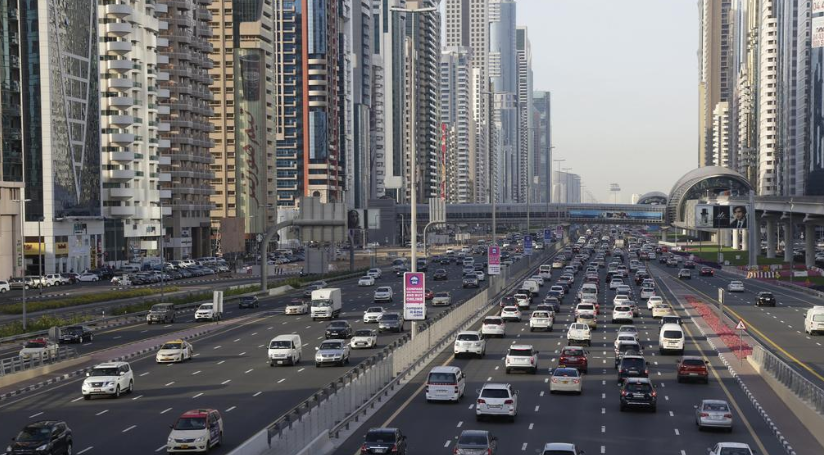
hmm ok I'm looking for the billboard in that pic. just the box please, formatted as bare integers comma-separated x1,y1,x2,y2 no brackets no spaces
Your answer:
568,210,664,222
347,209,381,230
235,48,267,234
524,235,533,256
543,228,553,243
695,204,750,229
488,244,501,275
403,272,426,321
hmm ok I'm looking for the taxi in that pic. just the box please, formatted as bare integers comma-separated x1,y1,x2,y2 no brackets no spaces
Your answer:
156,339,194,363
167,409,223,452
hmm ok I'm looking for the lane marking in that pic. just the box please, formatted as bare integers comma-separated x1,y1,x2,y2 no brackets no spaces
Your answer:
456,421,463,428
165,382,175,386
122,425,136,433
161,408,172,414
71,397,83,403
29,412,43,418
77,447,93,454
253,391,262,397
245,369,254,374
131,394,143,400
221,379,231,385
96,410,108,416
192,371,201,375
193,392,204,398
226,406,236,412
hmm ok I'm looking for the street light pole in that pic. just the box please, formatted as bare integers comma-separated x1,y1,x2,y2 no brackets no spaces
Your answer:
553,159,565,234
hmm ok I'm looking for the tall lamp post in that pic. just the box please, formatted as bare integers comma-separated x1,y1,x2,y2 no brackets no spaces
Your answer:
553,158,565,234
479,88,497,244
13,197,31,330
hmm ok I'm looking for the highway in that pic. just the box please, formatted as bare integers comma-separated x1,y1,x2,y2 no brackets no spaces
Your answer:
0,255,502,455
333,248,788,455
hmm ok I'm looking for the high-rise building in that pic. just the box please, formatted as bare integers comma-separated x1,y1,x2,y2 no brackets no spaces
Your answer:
489,0,518,203
712,101,731,168
809,4,824,195
16,0,104,273
339,0,355,208
551,170,581,204
698,0,733,168
157,0,216,260
516,26,532,204
532,91,552,204
757,0,779,195
729,0,758,185
351,0,375,208
440,46,475,203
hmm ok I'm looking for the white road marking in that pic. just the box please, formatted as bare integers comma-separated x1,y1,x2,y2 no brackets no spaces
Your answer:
233,338,241,342
468,404,474,410
122,425,136,433
601,393,605,399
71,397,84,402
161,408,172,414
239,352,246,356
444,441,451,448
213,346,222,350
29,412,43,418
245,369,254,374
251,332,258,336
529,423,534,430
165,382,175,386
601,426,605,433
193,392,204,398
217,360,225,365
192,370,201,375
669,411,674,417
226,406,236,412
96,410,108,416
278,378,286,384
601,408,605,414
674,429,680,435
522,443,528,451
155,445,166,452
298,368,306,372
539,391,544,397
253,392,262,397
77,447,93,454
131,395,143,400
534,405,540,412
221,379,231,385
457,421,463,428
139,372,150,377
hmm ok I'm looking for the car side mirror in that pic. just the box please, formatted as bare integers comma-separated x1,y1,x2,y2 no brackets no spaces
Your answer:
315,347,319,351
86,372,90,377
169,424,174,429
475,389,481,394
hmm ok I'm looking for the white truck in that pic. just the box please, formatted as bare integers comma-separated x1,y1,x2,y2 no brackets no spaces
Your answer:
311,288,342,320
614,239,625,248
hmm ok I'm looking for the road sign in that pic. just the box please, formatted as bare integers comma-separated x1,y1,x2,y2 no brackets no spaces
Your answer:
543,228,552,243
735,320,746,331
403,272,426,321
524,235,533,256
555,226,564,237
488,244,501,275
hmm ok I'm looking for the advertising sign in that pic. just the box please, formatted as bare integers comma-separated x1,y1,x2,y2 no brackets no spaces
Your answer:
813,16,824,48
543,228,553,243
524,235,533,256
556,226,564,237
488,244,501,275
403,272,426,321
567,210,664,221
694,204,750,229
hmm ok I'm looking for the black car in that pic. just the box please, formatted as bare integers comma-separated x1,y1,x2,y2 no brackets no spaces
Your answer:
684,260,696,269
438,257,451,265
325,321,353,339
541,297,561,313
91,268,114,280
756,291,776,307
238,296,259,309
433,269,448,281
619,378,657,412
473,263,484,272
59,325,93,343
617,355,649,383
499,296,517,308
361,428,408,455
8,420,72,455
394,266,409,277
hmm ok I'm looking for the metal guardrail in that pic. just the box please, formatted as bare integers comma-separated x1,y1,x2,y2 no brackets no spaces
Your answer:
750,345,824,416
0,346,79,376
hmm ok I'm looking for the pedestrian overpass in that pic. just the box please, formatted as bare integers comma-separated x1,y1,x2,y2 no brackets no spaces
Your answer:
395,203,666,226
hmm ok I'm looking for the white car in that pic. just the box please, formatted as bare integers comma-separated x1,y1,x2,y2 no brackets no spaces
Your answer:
363,306,386,323
549,367,583,394
567,323,592,346
652,303,674,318
367,268,382,279
476,383,518,421
82,362,134,399
574,303,596,318
613,294,631,306
284,299,309,315
505,344,539,374
552,260,565,269
529,275,545,286
350,329,378,349
481,316,506,338
454,331,486,357
612,305,634,323
614,333,641,350
500,306,522,322
194,303,220,322
77,272,100,282
615,285,632,295
609,278,624,290
549,285,565,296
727,281,745,292
166,409,224,453
529,311,554,332
0,280,9,293
373,286,394,303
475,270,486,281
358,275,376,286
432,291,452,306
708,443,754,455
639,287,655,300
647,296,664,310
617,325,639,337
541,443,582,455
155,339,194,363
19,338,59,361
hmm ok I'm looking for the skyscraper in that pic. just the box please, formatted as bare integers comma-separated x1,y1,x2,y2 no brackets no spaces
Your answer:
440,46,475,203
809,3,824,195
351,0,375,208
489,0,518,203
532,91,552,204
712,101,731,168
698,0,733,168
516,26,532,204
757,0,779,195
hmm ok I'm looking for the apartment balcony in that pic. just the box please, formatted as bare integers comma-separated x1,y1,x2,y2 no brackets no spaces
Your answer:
106,133,135,145
158,105,171,115
167,0,191,10
157,71,169,82
158,122,171,132
155,2,167,13
156,37,169,48
157,55,169,65
105,4,133,19
196,26,212,37
108,187,135,199
106,41,132,56
195,9,212,21
160,173,172,182
157,88,170,98
106,22,133,37
158,156,172,166
159,139,171,149
108,205,136,217
107,151,135,163
105,59,133,74
104,169,136,181
107,77,134,92
168,16,194,28
170,85,193,95
108,115,136,127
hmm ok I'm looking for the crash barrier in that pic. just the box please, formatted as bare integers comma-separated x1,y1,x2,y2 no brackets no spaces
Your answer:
0,346,79,377
750,345,824,417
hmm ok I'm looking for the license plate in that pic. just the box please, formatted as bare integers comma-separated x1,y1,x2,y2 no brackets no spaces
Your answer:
93,388,101,392
277,360,284,364
562,380,569,384
689,373,698,376
488,404,502,409
436,390,447,394
633,393,644,398
180,445,189,449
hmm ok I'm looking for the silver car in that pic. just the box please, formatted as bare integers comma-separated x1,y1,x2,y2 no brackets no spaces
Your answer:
378,312,404,333
314,339,351,367
694,399,733,431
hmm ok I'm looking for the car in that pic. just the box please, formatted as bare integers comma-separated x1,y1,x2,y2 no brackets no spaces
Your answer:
727,280,745,292
462,274,480,288
576,313,597,330
432,291,452,306
500,306,522,322
373,286,394,303
424,289,434,300
700,266,715,277
166,409,223,453
549,284,566,296
8,420,73,455
59,325,93,343
567,323,592,346
652,303,674,318
454,331,486,357
350,329,378,349
360,428,408,455
358,275,376,286
454,430,497,455
660,315,683,327
481,316,506,338
476,383,518,421
514,292,531,309
325,320,353,339
756,291,776,307
609,278,624,290
677,356,709,383
394,265,409,276
194,303,220,322
314,339,351,367
617,354,649,383
540,443,583,455
19,338,59,361
549,367,583,394
77,272,100,282
615,341,643,368
529,275,545,286
614,333,641,351
678,268,692,279
619,377,657,412
505,344,539,374
367,268,382,280
559,346,588,373
303,283,324,298
529,310,554,331
156,339,194,363
647,295,664,310
639,287,655,300
363,306,386,323
708,442,754,455
82,361,134,399
238,295,259,309
574,303,596,318
612,294,631,306
285,298,309,315
0,280,12,293
378,312,405,333
612,305,634,323
433,269,449,280
541,297,561,313
475,270,486,281
695,399,733,431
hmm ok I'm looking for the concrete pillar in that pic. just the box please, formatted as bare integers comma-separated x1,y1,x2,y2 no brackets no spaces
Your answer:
721,230,732,248
661,229,668,243
741,229,748,252
805,223,816,269
732,229,740,250
766,219,777,258
784,220,794,263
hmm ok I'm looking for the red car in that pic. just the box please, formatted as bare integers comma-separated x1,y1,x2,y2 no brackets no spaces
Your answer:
425,289,434,300
699,267,715,277
559,346,589,374
676,356,709,383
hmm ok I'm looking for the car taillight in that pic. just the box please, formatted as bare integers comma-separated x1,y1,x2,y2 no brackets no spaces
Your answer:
644,369,649,375
530,357,535,364
700,412,708,417
723,413,732,418
477,399,486,404
621,390,628,396
453,448,458,455
619,368,625,374
454,386,460,393
504,399,514,404
391,444,398,453
573,379,580,384
361,444,368,453
488,449,493,455
551,377,558,383
651,391,657,398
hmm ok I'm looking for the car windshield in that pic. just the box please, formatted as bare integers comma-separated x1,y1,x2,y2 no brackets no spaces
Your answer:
619,343,640,352
508,348,533,356
532,312,549,318
199,304,213,310
377,287,391,293
703,402,730,412
23,341,46,348
682,358,705,366
484,318,502,325
719,448,752,455
553,368,579,377
174,417,207,430
570,324,586,330
240,297,255,302
319,342,341,350
354,330,374,337
381,314,399,321
457,334,480,341
15,426,51,442
480,388,510,399
269,340,292,349
89,367,119,377
428,372,457,384
562,348,582,356
366,307,383,313
813,314,824,322
759,293,773,298
578,304,594,310
64,327,83,334
365,431,397,443
329,322,348,328
457,433,489,446
161,343,182,350
436,292,449,297
625,383,652,393
360,276,372,280
663,331,683,339
622,358,645,369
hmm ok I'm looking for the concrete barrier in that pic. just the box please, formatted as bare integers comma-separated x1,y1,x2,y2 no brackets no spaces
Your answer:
268,285,294,297
295,431,333,455
0,355,90,389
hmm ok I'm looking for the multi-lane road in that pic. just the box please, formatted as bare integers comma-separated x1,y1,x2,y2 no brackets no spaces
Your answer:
333,247,791,455
0,255,505,455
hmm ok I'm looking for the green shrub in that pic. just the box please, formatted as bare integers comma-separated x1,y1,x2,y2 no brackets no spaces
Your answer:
0,287,180,315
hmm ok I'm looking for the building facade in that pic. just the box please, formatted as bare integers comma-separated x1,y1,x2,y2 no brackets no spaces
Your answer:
440,46,475,203
712,101,731,167
532,91,551,204
489,0,518,203
516,26,532,204
699,0,733,168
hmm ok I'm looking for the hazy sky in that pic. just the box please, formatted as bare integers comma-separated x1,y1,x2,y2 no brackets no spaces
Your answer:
497,0,698,203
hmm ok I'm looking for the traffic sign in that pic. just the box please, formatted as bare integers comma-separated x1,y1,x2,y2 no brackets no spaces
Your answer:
555,226,564,237
403,272,426,321
543,228,552,243
488,244,501,275
735,320,746,331
524,235,533,256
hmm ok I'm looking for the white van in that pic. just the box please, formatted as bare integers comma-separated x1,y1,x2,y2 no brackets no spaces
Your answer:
539,264,553,279
267,334,303,366
804,306,824,335
463,257,475,267
659,323,685,354
578,283,598,302
425,366,465,403
521,279,539,296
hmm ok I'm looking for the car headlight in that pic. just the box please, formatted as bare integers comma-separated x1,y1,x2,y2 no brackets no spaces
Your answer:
167,436,174,444
104,381,114,386
194,437,205,443
315,354,322,360
36,443,49,450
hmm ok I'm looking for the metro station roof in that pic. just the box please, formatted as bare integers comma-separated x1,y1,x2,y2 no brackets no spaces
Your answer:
666,166,753,224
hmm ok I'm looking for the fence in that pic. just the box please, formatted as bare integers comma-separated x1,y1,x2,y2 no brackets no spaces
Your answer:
750,345,824,416
229,243,562,455
0,346,79,376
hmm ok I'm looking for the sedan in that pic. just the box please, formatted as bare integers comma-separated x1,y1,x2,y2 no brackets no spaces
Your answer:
695,399,733,431
59,325,94,343
238,296,259,309
708,443,754,455
373,286,394,303
314,340,350,367
363,306,385,323
378,313,405,333
358,275,376,287
700,267,715,277
77,273,100,282
727,281,745,292
433,269,449,281
500,306,522,322
454,430,497,455
652,304,674,318
549,368,583,394
756,291,776,307
350,329,378,349
155,339,194,363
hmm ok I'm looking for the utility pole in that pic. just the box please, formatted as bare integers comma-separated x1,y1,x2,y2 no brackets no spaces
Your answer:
610,183,621,204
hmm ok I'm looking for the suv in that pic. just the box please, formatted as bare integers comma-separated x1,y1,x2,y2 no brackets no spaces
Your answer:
238,296,259,309
454,331,486,358
59,325,93,344
619,377,657,412
314,339,351,367
756,291,776,307
324,320,353,339
373,286,394,303
462,274,480,288
505,345,538,374
167,409,223,453
194,303,220,322
82,361,134,399
614,341,643,368
677,268,692,279
455,430,497,455
559,346,588,373
677,356,709,383
361,428,408,455
567,323,591,346
617,355,649,383
146,303,176,324
8,421,72,455
476,383,518,422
